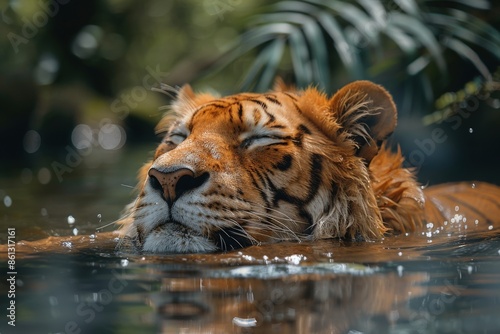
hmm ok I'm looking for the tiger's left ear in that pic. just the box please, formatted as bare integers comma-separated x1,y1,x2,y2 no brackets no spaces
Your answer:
332,81,397,162
171,84,217,113
331,81,397,162
300,81,397,163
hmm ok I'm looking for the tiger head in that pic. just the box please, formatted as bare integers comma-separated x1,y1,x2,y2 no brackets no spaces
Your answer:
119,80,403,253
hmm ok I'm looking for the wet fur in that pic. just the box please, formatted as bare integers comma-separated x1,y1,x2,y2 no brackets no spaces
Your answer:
117,81,500,253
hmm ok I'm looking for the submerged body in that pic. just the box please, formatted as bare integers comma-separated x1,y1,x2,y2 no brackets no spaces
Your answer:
117,81,500,253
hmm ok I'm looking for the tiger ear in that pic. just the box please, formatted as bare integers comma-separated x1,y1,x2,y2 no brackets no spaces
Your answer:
273,77,296,92
171,84,217,112
330,81,397,162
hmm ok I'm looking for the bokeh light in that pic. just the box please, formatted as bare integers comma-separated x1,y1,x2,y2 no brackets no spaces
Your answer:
23,130,41,154
98,123,126,150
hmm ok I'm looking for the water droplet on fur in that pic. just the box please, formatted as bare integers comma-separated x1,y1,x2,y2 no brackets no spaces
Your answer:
67,215,76,224
455,206,459,212
469,128,473,133
398,252,403,256
120,259,129,267
471,183,476,189
488,225,493,230
72,228,78,235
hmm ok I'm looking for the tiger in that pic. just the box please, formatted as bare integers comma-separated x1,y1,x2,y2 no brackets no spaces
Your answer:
117,80,500,254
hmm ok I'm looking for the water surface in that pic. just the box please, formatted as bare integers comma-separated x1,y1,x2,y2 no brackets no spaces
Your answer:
1,146,499,334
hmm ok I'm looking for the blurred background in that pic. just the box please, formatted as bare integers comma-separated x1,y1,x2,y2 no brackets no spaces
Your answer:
0,0,499,197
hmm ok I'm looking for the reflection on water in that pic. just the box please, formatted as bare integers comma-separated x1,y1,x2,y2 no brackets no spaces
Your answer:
1,146,500,333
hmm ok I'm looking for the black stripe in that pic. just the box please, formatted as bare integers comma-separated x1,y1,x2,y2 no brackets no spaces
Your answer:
249,168,271,207
304,154,323,202
249,99,268,111
283,92,298,101
292,132,304,148
300,209,314,233
237,102,243,122
204,102,229,109
271,154,323,207
274,154,293,171
298,124,312,135
264,95,283,106
292,101,302,114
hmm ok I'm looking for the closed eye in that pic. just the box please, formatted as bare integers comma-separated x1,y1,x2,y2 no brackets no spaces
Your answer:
241,134,287,149
164,132,187,145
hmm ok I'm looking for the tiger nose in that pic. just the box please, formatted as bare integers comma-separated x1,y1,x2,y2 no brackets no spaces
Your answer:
148,168,207,204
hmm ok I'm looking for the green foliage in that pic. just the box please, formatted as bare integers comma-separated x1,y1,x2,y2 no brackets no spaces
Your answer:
210,0,500,114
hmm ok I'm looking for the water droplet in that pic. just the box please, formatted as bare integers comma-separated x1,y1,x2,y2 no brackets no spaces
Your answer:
89,234,96,239
471,183,476,189
488,225,493,230
3,195,12,208
232,317,257,328
120,259,129,267
426,222,434,229
469,128,473,133
474,220,479,225
285,254,306,265
397,265,404,277
72,228,78,236
398,251,402,256
467,266,473,274
67,215,76,224
455,206,459,212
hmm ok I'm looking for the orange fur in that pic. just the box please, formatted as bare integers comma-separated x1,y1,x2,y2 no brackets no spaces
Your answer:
117,80,500,253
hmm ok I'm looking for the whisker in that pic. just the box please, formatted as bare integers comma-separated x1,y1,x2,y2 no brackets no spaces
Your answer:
95,221,117,231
